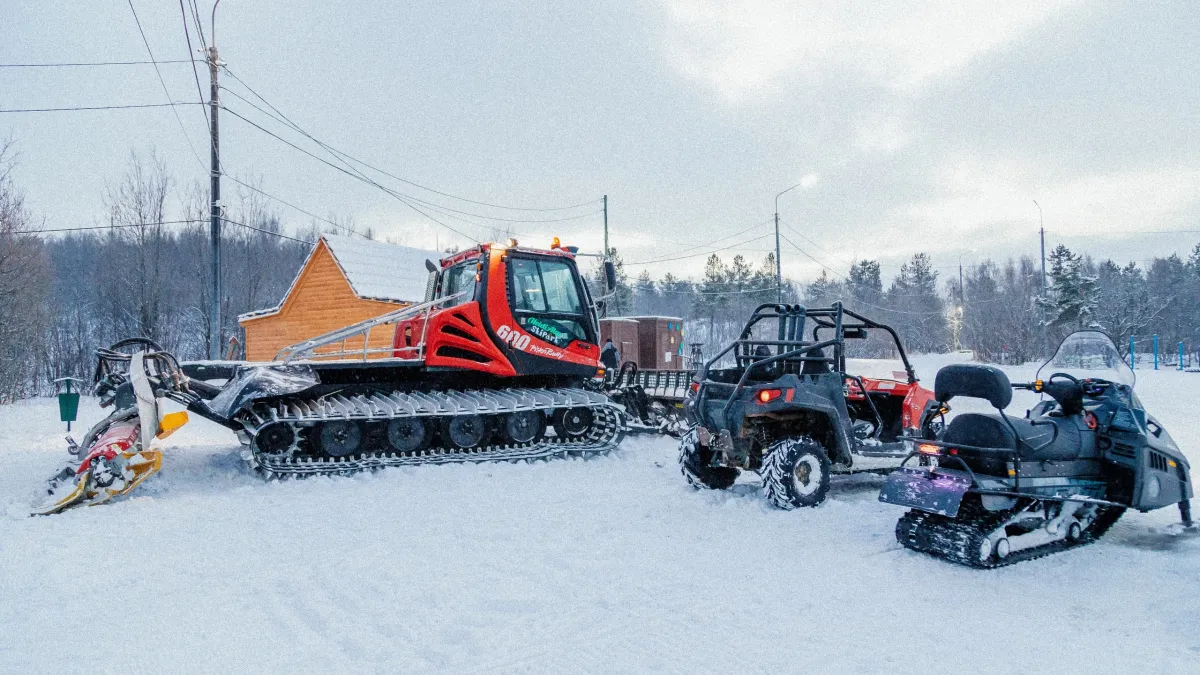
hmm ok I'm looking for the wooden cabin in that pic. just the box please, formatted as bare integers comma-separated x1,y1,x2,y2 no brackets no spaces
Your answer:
238,234,440,361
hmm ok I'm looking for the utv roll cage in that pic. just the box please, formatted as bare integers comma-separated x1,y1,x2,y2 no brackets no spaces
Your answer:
694,302,918,431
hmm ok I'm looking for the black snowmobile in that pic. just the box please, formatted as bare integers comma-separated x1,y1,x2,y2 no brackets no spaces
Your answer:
879,330,1194,567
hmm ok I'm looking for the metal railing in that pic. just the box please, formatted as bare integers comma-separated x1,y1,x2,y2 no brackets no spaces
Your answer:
275,292,467,363
611,365,694,402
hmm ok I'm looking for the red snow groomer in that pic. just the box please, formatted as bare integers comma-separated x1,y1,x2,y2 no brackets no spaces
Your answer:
36,239,626,515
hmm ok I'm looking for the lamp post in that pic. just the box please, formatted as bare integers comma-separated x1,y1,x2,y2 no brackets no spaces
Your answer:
1034,199,1048,357
774,182,806,303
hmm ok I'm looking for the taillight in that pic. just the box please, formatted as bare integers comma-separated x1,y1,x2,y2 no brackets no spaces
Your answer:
758,389,782,404
918,443,940,455
690,382,700,393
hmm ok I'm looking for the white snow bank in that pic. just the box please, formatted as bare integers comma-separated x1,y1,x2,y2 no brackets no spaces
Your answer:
1,356,1198,673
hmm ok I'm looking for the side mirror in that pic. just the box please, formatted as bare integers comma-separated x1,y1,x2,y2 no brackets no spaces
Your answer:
603,260,617,291
425,259,437,273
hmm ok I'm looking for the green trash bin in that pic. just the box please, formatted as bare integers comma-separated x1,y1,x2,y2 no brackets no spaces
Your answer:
54,377,85,432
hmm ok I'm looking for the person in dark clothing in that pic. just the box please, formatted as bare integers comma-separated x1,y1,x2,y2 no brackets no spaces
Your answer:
600,338,621,371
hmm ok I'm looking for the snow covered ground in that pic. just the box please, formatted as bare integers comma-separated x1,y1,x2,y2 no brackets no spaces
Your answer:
2,355,1199,673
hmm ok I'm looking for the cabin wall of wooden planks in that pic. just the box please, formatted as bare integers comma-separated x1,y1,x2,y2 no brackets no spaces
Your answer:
240,241,407,361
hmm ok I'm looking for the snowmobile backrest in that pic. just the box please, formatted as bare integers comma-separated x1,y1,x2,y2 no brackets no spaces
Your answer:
934,364,1012,409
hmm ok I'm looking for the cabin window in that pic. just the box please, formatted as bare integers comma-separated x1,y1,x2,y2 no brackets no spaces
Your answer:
508,256,590,347
440,263,477,306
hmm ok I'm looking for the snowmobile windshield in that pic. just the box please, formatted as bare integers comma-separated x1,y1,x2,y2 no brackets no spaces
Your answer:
1037,331,1135,388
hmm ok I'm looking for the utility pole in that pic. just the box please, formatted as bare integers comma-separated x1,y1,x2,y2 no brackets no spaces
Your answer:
1035,200,1046,288
602,195,608,258
774,210,782,303
601,195,609,319
207,4,222,360
958,260,965,305
1035,199,1047,357
774,182,805,303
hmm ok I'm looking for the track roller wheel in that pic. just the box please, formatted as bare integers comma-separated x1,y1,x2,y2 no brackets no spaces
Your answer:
678,434,738,490
445,415,488,449
760,436,831,509
255,424,295,454
387,417,431,453
553,407,593,439
505,411,546,444
319,421,362,457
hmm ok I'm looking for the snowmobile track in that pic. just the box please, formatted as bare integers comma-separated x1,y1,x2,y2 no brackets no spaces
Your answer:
896,499,1126,568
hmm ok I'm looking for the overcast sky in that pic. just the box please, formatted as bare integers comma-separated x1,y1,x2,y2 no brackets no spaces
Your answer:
3,0,1198,283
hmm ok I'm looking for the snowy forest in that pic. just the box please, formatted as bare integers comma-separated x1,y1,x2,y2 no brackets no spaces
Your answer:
594,241,1200,368
3,146,1200,401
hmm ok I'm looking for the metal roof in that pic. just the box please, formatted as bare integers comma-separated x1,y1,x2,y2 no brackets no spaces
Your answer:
238,235,441,322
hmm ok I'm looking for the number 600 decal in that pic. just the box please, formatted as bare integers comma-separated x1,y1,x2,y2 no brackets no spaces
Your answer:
495,324,531,350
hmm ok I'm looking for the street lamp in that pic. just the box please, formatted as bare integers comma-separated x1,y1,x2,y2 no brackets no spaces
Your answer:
774,182,806,303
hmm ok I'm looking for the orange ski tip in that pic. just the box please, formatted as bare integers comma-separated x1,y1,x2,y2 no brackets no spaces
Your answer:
156,411,189,439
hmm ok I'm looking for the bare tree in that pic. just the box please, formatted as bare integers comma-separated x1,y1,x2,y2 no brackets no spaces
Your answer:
0,140,51,401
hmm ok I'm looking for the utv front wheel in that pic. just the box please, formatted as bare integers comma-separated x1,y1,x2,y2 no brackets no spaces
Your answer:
679,435,739,490
761,437,831,509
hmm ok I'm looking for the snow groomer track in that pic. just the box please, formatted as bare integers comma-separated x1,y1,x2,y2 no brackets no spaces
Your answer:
239,387,626,475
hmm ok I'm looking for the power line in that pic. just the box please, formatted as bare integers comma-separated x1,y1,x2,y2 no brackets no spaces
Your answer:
0,60,198,68
222,173,361,237
218,86,600,226
127,0,207,172
780,220,855,270
623,219,774,265
178,0,209,127
219,68,602,213
0,102,202,113
779,232,848,281
220,103,481,241
187,0,208,48
625,232,775,266
221,216,314,244
35,219,203,234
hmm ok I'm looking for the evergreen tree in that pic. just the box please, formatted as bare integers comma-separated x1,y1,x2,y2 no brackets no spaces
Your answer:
693,254,729,343
591,247,632,316
805,270,842,307
847,259,882,307
1038,244,1098,335
887,253,947,352
633,270,658,315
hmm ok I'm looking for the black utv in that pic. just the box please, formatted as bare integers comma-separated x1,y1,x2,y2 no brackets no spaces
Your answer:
680,302,934,509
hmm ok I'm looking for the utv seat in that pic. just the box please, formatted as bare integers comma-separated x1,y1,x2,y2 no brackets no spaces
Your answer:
748,345,781,381
800,347,832,376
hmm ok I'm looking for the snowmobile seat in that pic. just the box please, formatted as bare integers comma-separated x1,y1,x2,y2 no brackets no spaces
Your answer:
943,412,1088,476
934,364,1012,409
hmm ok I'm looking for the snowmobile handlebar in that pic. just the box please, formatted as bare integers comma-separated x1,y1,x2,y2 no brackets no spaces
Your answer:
1011,373,1085,415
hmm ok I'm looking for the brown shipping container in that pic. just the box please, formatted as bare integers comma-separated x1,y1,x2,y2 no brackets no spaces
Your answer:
599,318,640,367
629,316,685,370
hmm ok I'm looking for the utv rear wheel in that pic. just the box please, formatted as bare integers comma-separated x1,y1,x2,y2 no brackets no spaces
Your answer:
761,436,831,509
679,435,739,490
